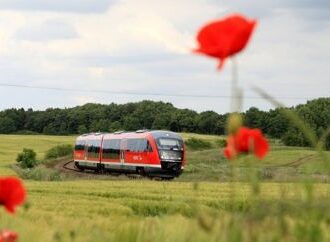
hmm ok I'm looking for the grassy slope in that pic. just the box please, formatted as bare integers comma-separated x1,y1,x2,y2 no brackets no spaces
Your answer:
0,135,75,175
0,134,330,242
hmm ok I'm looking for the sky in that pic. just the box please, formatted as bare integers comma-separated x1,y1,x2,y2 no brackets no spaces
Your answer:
0,0,329,114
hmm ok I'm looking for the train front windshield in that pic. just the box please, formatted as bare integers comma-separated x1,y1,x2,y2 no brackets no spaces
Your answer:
157,138,184,161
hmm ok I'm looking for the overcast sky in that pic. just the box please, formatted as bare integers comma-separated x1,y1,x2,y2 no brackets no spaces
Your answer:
0,0,329,114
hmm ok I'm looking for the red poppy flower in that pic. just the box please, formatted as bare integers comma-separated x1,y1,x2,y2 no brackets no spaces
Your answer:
0,230,18,242
194,14,257,69
224,127,269,160
0,177,26,214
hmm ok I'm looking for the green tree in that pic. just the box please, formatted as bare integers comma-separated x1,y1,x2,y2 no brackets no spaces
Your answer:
123,116,141,131
90,119,111,132
77,125,88,134
0,117,17,134
197,111,220,134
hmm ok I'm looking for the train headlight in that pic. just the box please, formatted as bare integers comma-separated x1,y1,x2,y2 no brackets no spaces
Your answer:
160,151,170,160
160,151,182,161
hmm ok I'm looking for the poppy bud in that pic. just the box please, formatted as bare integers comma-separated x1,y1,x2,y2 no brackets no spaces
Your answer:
227,113,243,135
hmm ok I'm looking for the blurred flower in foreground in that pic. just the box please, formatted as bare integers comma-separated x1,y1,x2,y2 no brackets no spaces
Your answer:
0,177,26,214
226,113,243,135
194,14,257,69
0,230,18,242
224,127,269,160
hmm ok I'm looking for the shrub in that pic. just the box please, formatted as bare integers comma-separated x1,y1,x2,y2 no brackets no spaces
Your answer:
185,138,212,150
14,166,63,181
16,148,38,168
45,144,73,160
281,128,310,147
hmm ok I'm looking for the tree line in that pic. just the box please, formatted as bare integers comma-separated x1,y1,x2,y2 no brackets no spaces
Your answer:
0,98,329,149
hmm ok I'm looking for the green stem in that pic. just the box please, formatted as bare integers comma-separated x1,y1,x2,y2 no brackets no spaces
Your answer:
231,58,238,112
253,86,329,164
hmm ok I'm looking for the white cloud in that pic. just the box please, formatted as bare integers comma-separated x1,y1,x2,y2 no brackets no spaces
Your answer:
72,95,97,105
0,0,114,13
0,0,329,113
15,19,78,42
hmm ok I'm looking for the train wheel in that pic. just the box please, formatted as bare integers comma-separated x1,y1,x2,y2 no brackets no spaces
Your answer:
136,167,146,176
95,164,105,174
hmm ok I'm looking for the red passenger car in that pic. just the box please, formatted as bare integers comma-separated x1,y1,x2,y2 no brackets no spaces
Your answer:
73,130,186,178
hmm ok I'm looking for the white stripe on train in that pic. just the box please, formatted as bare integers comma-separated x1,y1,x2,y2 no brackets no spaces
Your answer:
74,160,162,168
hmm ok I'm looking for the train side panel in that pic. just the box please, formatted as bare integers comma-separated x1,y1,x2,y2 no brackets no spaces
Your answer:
100,136,121,170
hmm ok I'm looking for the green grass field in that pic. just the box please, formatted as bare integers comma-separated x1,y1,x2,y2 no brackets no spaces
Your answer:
1,134,330,242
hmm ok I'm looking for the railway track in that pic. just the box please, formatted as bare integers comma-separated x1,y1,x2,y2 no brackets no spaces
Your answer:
61,160,163,180
62,160,80,172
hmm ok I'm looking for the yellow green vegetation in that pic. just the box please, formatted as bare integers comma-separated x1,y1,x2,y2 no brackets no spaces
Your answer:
1,181,330,242
0,135,74,175
0,134,330,242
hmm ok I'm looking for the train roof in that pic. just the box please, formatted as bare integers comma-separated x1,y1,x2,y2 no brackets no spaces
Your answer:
76,130,183,140
76,132,105,140
149,130,183,140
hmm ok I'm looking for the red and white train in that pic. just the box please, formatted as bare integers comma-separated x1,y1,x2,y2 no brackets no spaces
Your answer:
73,130,186,178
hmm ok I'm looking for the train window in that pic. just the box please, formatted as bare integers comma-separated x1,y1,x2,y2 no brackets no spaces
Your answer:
126,139,150,152
102,139,121,159
87,140,101,158
157,138,182,149
146,141,153,152
75,140,85,151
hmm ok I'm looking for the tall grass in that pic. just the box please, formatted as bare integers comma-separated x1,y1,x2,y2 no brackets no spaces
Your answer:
0,134,330,241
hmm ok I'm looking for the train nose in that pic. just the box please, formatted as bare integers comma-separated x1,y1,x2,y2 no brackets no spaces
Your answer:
172,164,180,171
161,161,182,171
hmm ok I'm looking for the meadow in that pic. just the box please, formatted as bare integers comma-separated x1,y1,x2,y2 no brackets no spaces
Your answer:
0,134,330,242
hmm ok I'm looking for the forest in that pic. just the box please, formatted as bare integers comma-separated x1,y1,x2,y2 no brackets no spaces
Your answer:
0,97,329,149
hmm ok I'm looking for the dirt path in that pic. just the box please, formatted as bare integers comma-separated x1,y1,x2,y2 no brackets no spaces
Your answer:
269,154,316,168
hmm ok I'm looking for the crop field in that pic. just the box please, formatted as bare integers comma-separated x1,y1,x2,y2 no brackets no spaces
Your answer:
1,134,330,242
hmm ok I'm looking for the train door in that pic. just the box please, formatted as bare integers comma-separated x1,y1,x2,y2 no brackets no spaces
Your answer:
101,138,121,168
124,138,150,166
120,148,125,164
73,139,86,161
84,143,88,161
86,139,101,168
119,138,126,165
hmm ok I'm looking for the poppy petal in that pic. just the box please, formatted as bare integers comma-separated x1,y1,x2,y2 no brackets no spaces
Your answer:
253,135,269,159
194,14,257,69
0,177,26,214
223,126,269,160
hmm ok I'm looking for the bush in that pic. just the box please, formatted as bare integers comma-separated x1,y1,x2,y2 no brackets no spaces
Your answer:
281,128,310,147
185,138,212,150
14,166,63,181
45,144,73,160
16,148,38,168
